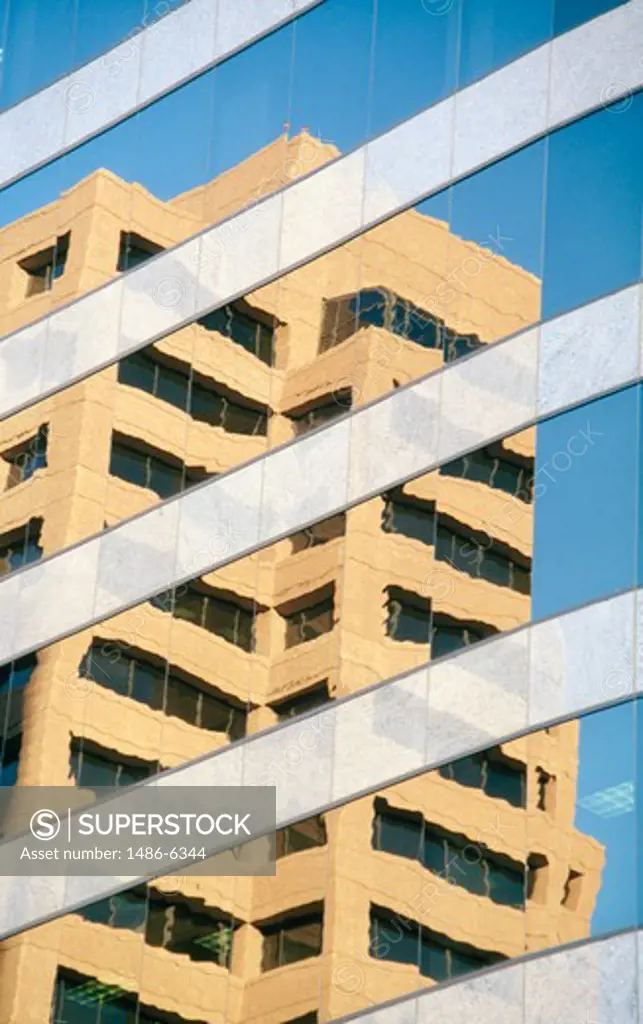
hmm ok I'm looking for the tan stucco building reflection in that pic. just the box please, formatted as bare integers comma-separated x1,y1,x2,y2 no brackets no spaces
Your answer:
0,136,603,1024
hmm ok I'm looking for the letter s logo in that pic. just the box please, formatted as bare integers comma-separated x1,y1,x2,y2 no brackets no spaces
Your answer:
30,809,61,841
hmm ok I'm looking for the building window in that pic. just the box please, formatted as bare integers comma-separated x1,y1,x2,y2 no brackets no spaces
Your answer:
81,887,147,933
81,886,236,967
259,904,324,971
372,800,525,909
440,444,533,503
19,232,69,296
191,380,268,435
536,767,557,812
372,801,424,860
79,642,247,741
562,868,583,910
151,585,256,653
527,854,549,903
0,519,43,577
435,518,531,595
354,288,443,349
0,655,36,743
0,654,37,697
282,588,335,648
69,739,159,788
271,681,331,721
0,733,21,787
117,231,164,272
370,906,506,982
276,816,327,858
381,495,531,595
382,491,435,545
146,897,235,966
385,587,430,644
290,515,346,554
199,301,275,366
439,747,526,809
430,614,498,659
118,351,269,436
441,324,484,363
109,437,205,500
287,390,352,437
320,288,483,361
3,425,48,488
53,969,192,1023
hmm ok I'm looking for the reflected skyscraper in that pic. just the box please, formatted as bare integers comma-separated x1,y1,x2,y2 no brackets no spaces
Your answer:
0,134,608,1024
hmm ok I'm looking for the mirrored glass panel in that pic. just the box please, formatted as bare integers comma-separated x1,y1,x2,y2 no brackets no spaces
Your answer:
0,697,637,1022
533,384,640,620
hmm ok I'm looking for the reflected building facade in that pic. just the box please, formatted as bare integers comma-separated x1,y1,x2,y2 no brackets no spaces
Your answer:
0,132,609,1023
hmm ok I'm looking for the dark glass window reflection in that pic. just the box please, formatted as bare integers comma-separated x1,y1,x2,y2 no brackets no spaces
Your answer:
283,592,335,648
0,654,37,696
0,519,42,576
276,816,327,858
385,586,431,645
19,233,69,296
431,615,497,658
151,584,256,652
116,231,164,272
69,739,158,788
118,350,269,436
440,446,532,503
0,733,21,787
374,800,525,907
198,304,275,367
370,907,506,981
260,905,324,971
109,437,206,499
53,968,190,1024
80,887,236,967
382,492,436,546
79,642,247,740
3,424,48,488
439,748,526,808
272,682,332,721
